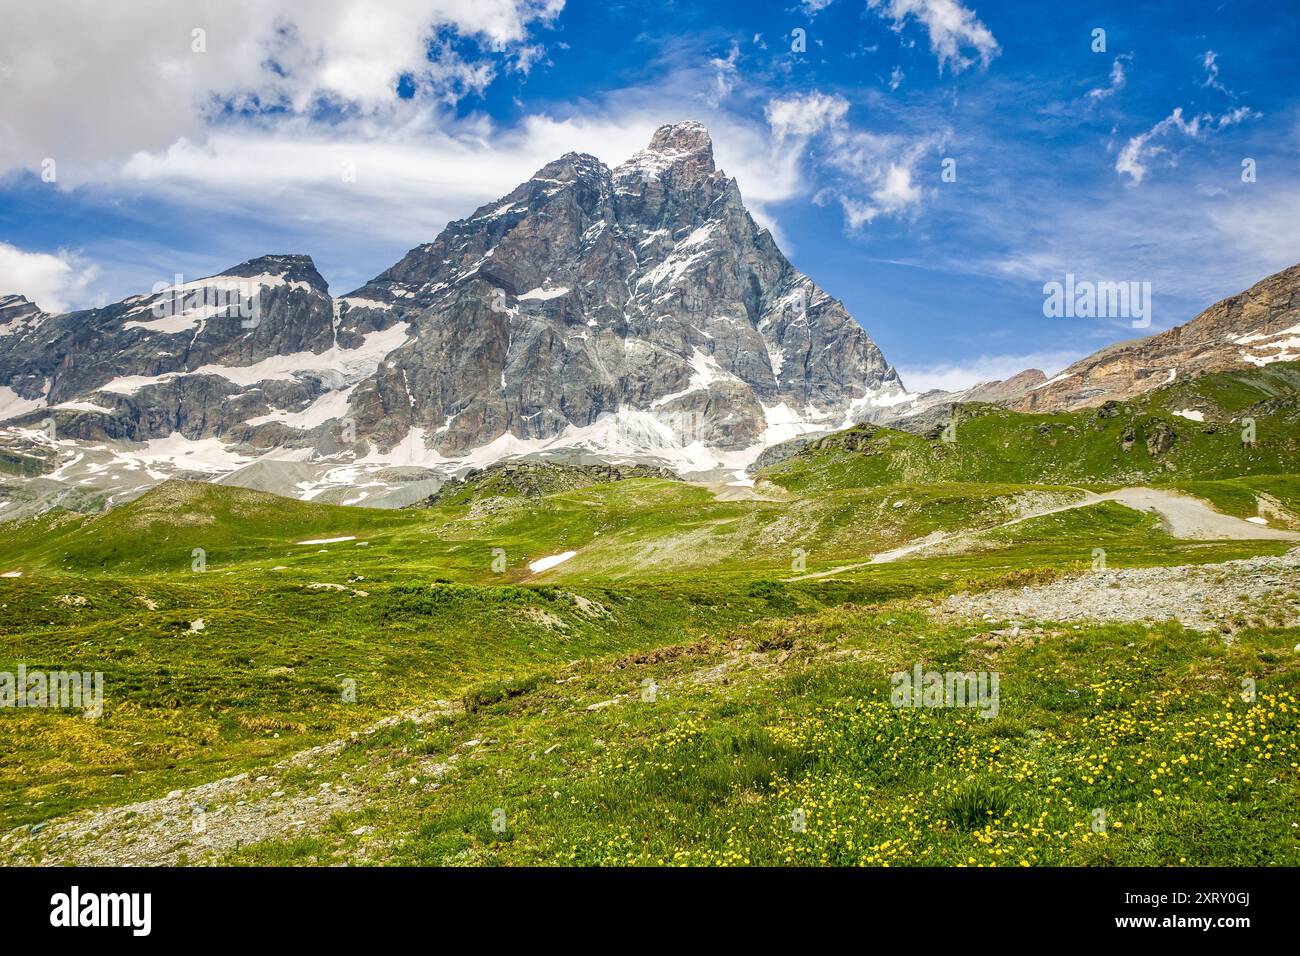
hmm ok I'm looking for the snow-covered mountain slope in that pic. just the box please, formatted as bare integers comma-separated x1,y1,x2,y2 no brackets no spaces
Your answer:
0,122,909,510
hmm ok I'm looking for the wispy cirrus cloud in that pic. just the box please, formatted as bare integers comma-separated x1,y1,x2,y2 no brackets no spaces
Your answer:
1116,104,1259,184
791,0,999,73
1114,51,1259,184
704,41,742,108
1087,54,1130,103
1201,50,1235,97
765,90,947,230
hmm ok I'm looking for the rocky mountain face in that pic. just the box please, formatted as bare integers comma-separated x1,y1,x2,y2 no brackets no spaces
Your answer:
0,122,906,510
1006,263,1300,413
0,294,45,334
334,121,903,460
965,368,1049,404
0,255,338,444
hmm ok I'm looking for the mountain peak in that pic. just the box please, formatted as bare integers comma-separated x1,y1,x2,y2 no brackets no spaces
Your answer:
615,121,717,187
220,254,328,293
648,120,713,157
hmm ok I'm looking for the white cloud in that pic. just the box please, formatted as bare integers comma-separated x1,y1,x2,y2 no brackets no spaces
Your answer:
896,351,1083,392
834,162,923,227
705,42,741,108
1116,104,1260,184
824,130,943,226
874,163,922,211
866,0,999,73
0,0,562,179
0,243,99,314
1201,50,1235,97
1115,128,1161,185
889,66,905,91
1087,55,1129,102
1214,106,1257,130
511,43,548,76
765,92,850,142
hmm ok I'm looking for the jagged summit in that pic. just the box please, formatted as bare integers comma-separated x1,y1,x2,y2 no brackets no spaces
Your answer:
647,120,714,158
614,121,718,191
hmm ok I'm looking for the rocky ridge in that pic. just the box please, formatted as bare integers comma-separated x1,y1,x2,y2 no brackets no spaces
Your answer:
1005,264,1300,413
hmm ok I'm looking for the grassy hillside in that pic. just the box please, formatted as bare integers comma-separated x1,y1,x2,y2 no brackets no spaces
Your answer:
0,483,414,574
0,478,1050,581
1,560,913,828
759,363,1300,495
2,474,1284,588
0,476,1291,834
222,604,1299,867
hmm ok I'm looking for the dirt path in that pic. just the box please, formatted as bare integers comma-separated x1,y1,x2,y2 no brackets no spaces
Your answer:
1101,487,1300,540
786,486,1299,581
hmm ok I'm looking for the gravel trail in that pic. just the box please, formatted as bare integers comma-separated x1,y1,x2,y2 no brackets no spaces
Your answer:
787,487,1299,581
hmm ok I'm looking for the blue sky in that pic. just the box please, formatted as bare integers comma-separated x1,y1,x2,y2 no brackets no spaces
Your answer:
2,0,1298,390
